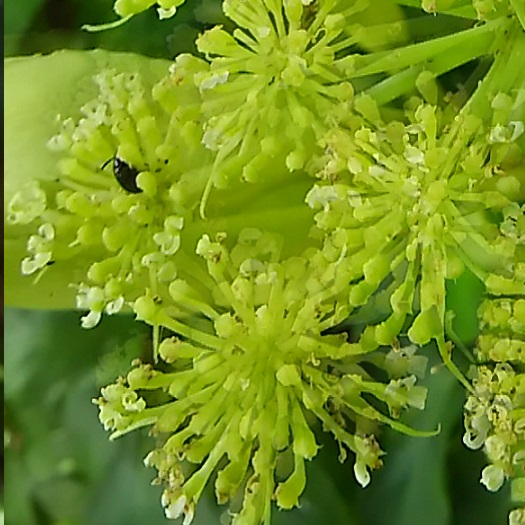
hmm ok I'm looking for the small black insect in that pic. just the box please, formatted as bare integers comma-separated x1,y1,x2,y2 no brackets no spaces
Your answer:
102,157,143,194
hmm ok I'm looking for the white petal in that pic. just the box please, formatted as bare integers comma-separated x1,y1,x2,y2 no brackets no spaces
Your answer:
81,310,102,329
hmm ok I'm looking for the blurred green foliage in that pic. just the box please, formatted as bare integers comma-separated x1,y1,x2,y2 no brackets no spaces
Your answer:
2,1,514,524
3,309,512,525
4,0,227,58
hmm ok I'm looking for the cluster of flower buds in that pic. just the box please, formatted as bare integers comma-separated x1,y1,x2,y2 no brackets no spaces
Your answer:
464,297,525,522
95,228,431,524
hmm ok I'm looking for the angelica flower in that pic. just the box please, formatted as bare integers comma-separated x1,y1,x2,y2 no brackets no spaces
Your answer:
6,46,327,320
464,293,524,521
5,4,525,525
95,228,430,524
6,53,214,325
190,0,408,193
305,33,525,385
84,0,187,28
463,228,525,524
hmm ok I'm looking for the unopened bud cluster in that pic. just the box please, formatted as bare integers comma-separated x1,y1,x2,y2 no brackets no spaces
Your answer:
95,228,430,523
464,297,525,521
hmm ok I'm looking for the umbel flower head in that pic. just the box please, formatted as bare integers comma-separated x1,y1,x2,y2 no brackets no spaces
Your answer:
6,50,316,323
95,228,430,525
304,40,525,385
191,0,404,192
6,61,216,328
463,296,525,523
7,51,318,328
462,186,525,521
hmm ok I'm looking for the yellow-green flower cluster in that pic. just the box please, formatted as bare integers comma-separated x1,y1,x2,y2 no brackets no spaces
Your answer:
5,2,525,525
191,0,407,191
463,159,524,522
464,297,525,523
7,64,212,327
304,48,525,384
4,47,318,328
95,228,429,524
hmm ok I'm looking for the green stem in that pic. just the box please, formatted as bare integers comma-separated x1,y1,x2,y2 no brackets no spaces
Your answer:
366,26,496,103
351,18,502,77
454,22,525,124
82,15,133,32
435,335,473,392
158,311,224,350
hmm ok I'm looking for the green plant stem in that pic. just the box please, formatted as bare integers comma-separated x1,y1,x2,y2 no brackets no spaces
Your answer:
350,18,502,77
365,27,494,104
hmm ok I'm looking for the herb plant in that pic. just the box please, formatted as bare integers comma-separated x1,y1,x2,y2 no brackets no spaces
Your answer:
4,1,525,524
